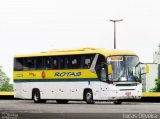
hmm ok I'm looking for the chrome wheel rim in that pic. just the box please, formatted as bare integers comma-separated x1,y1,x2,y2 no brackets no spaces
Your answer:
86,92,92,101
34,93,39,101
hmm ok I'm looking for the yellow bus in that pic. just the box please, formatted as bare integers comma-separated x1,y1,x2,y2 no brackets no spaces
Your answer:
13,48,148,104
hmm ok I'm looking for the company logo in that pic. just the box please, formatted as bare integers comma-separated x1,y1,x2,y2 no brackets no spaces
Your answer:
29,72,36,77
54,72,81,77
41,71,45,79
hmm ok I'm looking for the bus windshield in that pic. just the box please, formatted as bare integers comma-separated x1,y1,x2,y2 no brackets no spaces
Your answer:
107,56,139,82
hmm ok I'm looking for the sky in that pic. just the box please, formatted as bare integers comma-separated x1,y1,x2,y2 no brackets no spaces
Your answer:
0,0,160,81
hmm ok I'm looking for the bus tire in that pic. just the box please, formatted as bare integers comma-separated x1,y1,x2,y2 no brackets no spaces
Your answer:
56,100,69,104
84,90,95,104
113,100,122,105
32,89,46,103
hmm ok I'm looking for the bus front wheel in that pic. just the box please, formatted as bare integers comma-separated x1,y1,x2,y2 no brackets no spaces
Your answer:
32,89,46,103
84,90,95,104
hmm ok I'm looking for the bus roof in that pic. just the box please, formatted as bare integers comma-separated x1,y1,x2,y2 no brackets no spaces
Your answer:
14,48,137,58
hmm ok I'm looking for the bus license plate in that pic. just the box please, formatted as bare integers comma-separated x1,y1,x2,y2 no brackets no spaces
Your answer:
125,92,131,96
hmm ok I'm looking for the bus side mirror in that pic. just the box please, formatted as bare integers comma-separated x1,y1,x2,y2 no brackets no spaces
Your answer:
108,64,113,75
140,64,150,75
146,64,149,74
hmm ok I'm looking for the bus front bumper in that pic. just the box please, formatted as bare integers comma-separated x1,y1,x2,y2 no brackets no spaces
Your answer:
107,90,142,100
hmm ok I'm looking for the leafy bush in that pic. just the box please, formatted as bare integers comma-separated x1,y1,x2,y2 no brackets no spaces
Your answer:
150,78,160,92
0,81,13,91
0,66,13,91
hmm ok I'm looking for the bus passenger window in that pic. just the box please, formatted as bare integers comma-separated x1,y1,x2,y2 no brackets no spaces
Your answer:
53,58,59,69
82,54,95,69
85,59,91,68
65,56,71,69
70,55,81,69
23,57,35,70
72,59,77,68
44,57,52,69
35,57,43,70
14,58,23,71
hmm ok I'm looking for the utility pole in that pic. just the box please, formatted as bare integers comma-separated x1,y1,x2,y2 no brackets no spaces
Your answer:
109,19,123,49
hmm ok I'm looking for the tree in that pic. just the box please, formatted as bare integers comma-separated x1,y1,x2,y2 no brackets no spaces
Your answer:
150,78,160,92
0,81,13,91
0,66,13,91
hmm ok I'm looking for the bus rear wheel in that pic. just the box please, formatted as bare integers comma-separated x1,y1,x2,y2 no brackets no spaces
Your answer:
32,89,46,103
56,100,69,104
84,90,95,104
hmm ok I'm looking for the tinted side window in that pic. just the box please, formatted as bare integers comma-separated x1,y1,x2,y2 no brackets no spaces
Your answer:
70,55,81,69
96,54,106,66
82,54,95,68
53,55,81,69
35,57,43,70
44,57,52,69
52,57,59,69
65,56,71,69
59,56,65,69
23,57,35,70
14,58,24,71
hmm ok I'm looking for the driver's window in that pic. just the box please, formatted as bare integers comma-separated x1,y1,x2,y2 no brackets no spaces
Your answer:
96,55,106,66
101,68,106,81
95,55,106,81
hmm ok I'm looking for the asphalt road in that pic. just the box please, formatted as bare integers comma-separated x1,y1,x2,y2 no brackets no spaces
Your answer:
0,100,160,119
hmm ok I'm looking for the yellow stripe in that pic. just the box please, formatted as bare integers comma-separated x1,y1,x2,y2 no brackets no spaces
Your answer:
0,92,14,96
14,69,97,80
14,48,137,58
142,92,160,97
